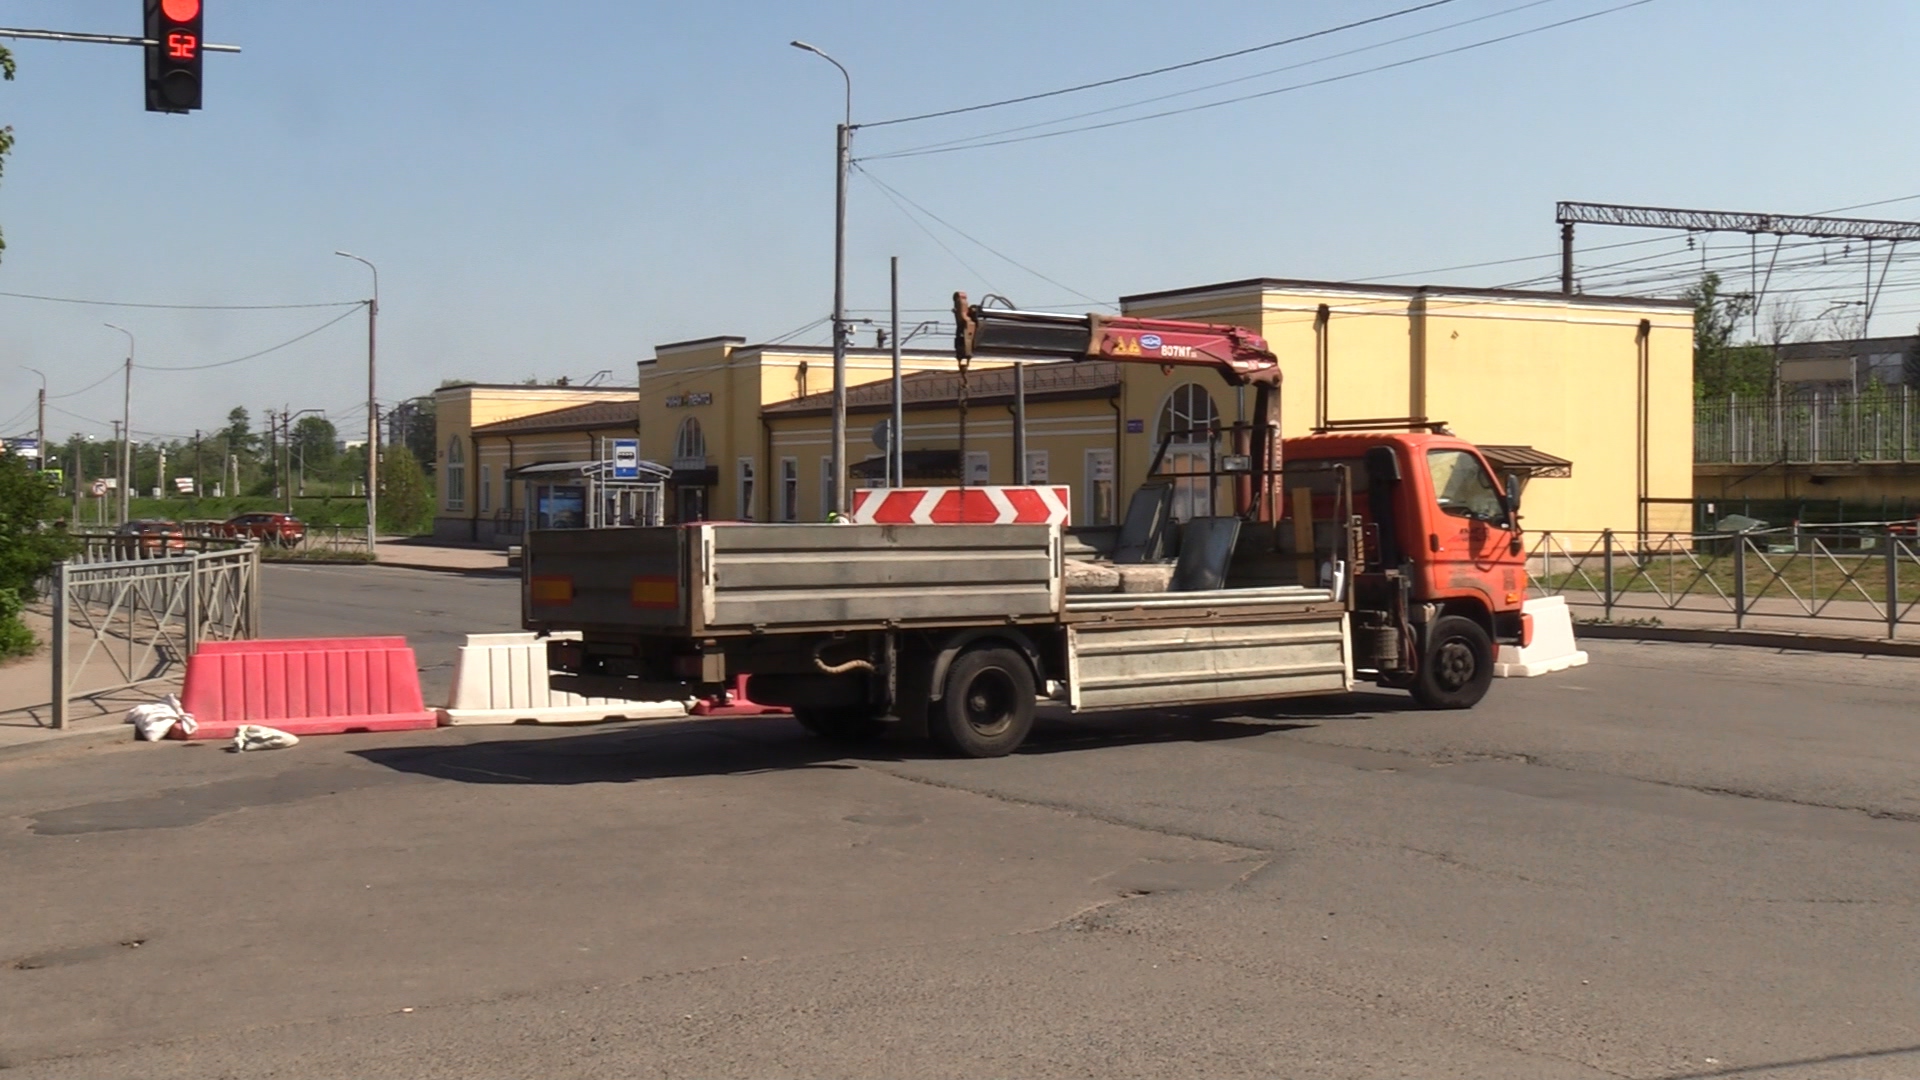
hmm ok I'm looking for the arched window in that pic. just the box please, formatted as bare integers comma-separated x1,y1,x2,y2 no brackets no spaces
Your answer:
445,435,466,510
1155,383,1219,521
673,418,707,466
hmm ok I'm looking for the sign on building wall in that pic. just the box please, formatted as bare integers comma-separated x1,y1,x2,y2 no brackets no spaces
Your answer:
965,451,991,485
664,392,713,408
1025,450,1048,483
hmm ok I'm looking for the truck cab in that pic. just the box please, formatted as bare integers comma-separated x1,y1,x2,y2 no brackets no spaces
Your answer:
1278,430,1529,707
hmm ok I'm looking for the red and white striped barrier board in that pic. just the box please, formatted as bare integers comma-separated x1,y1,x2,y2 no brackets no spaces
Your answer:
847,486,1071,525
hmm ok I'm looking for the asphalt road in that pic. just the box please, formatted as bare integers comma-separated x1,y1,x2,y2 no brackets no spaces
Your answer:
1,565,1917,1078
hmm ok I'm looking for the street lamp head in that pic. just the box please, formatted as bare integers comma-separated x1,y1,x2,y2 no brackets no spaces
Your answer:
790,40,820,55
334,250,354,258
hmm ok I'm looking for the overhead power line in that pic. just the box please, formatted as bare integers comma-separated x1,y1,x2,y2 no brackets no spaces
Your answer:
136,305,365,371
865,0,1657,160
0,289,361,310
860,0,1463,129
875,0,1566,159
856,165,1114,308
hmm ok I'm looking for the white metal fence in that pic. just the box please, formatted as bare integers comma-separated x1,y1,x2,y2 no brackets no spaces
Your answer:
48,545,261,729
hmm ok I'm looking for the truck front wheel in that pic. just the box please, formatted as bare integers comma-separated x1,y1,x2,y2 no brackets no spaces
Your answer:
1411,616,1493,710
933,646,1036,758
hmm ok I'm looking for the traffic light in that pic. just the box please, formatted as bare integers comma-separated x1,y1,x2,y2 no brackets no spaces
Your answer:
144,0,202,113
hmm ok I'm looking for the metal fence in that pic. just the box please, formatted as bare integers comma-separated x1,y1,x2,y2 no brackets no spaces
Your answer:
1528,524,1920,638
48,545,261,729
1695,387,1920,464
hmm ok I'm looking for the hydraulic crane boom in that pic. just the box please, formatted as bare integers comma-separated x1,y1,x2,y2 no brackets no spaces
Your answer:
952,293,1283,523
952,294,1281,385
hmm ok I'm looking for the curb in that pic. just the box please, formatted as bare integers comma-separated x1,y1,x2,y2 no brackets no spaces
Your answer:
368,560,517,578
1576,622,1920,658
0,724,131,765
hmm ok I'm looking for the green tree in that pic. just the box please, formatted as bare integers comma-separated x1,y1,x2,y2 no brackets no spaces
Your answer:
378,445,434,535
292,415,338,470
223,407,252,455
1687,271,1774,399
0,44,14,262
0,452,75,657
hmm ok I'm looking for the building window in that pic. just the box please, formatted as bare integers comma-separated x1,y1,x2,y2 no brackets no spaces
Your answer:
1085,448,1115,526
673,417,707,466
737,458,756,521
780,457,799,522
820,457,837,519
1155,383,1220,521
479,464,492,513
445,436,466,510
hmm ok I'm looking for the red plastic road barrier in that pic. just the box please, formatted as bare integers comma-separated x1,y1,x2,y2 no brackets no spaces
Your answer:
690,674,789,717
847,485,1071,525
180,637,439,740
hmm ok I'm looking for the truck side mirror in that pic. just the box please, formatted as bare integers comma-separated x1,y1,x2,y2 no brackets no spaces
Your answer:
1504,472,1523,518
1364,446,1400,486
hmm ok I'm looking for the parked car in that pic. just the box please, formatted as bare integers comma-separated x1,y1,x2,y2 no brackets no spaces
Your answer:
116,518,187,554
223,512,307,547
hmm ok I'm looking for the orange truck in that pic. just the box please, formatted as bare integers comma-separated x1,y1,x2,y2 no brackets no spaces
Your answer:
524,299,1532,757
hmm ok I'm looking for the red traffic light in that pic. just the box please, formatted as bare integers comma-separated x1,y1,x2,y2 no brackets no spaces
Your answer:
161,0,200,20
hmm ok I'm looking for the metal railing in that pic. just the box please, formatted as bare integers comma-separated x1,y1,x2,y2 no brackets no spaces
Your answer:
48,545,261,729
1695,387,1920,464
1528,524,1920,637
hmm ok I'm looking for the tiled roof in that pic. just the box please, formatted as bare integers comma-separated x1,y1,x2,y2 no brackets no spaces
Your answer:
763,361,1121,417
472,399,638,435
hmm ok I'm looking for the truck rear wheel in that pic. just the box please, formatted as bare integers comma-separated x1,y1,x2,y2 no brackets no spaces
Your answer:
792,708,888,743
932,646,1036,758
1411,615,1493,709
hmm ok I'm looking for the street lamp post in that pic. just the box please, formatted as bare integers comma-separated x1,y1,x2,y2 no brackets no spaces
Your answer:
335,252,379,553
104,324,134,524
791,40,852,516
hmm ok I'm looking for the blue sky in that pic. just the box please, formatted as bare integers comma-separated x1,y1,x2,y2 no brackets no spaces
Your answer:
3,0,1919,443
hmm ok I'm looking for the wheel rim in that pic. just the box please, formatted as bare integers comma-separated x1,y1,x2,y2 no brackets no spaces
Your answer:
961,668,1017,738
1433,638,1477,691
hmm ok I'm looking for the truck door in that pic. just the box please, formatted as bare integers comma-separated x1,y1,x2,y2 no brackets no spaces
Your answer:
1419,447,1517,607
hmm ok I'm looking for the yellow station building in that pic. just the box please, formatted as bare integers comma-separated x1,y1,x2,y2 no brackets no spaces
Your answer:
434,277,1694,545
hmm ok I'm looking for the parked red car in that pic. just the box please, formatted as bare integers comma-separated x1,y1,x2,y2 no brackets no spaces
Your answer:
116,518,187,554
223,512,307,547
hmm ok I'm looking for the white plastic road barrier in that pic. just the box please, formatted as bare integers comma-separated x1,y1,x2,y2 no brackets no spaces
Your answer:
438,632,687,726
1493,595,1589,678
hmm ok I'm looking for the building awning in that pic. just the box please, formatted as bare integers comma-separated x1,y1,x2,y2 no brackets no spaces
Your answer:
508,459,670,481
1479,445,1572,479
849,449,961,480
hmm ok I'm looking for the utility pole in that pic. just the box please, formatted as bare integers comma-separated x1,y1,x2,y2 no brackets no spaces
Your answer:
110,420,122,523
157,444,166,499
105,324,134,525
890,256,903,488
791,41,853,515
193,430,201,500
336,253,379,549
23,366,46,476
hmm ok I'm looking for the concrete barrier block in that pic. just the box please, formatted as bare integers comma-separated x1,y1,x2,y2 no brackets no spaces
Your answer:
1494,595,1589,678
438,632,686,725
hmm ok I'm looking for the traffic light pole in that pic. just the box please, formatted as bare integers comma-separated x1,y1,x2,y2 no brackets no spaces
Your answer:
0,27,240,51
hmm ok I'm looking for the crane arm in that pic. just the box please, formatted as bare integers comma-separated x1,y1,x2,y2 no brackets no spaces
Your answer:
952,294,1280,386
951,292,1283,525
